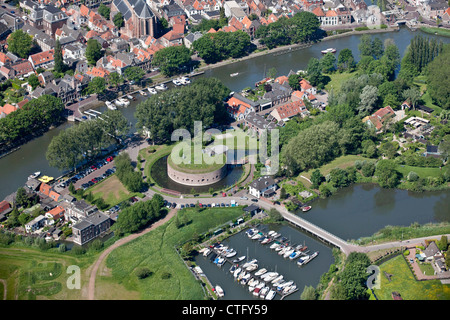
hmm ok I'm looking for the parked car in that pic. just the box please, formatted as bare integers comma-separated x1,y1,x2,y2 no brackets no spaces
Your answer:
251,199,258,202
240,196,248,200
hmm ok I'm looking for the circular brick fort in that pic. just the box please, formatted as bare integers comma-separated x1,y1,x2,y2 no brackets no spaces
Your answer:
167,160,228,186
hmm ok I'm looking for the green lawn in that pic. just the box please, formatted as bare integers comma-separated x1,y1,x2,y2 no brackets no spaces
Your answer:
373,255,450,300
396,165,443,179
300,155,371,180
324,71,356,94
103,207,245,300
420,26,450,38
0,246,95,300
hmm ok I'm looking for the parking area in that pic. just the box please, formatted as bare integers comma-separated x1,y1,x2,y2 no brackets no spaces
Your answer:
54,155,116,195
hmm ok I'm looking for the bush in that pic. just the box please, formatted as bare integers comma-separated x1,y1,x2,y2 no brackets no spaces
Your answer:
135,267,152,279
361,161,376,177
407,171,419,182
403,249,410,256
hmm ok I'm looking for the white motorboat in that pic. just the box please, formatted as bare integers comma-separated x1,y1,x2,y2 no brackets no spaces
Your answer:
241,273,251,284
233,256,246,263
259,286,270,299
242,259,258,269
139,90,147,96
155,83,168,91
215,285,224,298
229,264,237,273
267,230,276,236
246,228,258,238
28,171,41,180
289,251,301,260
277,280,293,291
272,232,281,239
298,255,310,266
265,289,276,300
262,272,278,282
255,268,267,277
115,98,130,107
321,48,337,54
251,232,263,240
230,72,239,77
148,87,157,95
180,76,191,84
283,248,295,258
126,94,134,100
283,285,296,295
233,267,242,278
172,78,182,86
270,242,280,250
248,279,259,292
246,264,258,272
278,246,290,256
203,248,211,257
226,249,237,258
216,257,226,267
237,271,247,281
261,237,272,244
271,275,283,284
275,244,284,252
105,101,117,110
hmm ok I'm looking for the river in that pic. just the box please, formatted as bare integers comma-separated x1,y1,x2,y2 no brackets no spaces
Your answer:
1,26,449,201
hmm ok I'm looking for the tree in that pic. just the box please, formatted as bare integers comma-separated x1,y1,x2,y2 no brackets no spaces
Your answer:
27,73,40,90
108,72,123,91
337,48,355,71
85,77,106,95
85,39,103,65
98,3,110,19
7,29,33,58
300,286,317,300
124,66,145,84
113,12,124,29
288,74,301,90
375,160,400,188
54,39,65,73
311,169,324,189
426,44,450,110
320,52,336,73
358,34,373,57
152,45,192,76
438,135,450,162
358,85,379,115
402,87,421,110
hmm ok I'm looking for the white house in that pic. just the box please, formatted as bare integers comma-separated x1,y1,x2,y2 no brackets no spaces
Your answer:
25,215,47,233
249,175,278,198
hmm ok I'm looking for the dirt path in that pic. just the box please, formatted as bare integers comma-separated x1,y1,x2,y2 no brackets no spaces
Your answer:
87,208,177,300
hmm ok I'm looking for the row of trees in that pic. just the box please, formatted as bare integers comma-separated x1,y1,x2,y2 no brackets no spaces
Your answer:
112,194,165,235
255,11,323,49
192,30,252,64
114,152,145,192
135,78,230,143
46,110,130,171
0,95,65,146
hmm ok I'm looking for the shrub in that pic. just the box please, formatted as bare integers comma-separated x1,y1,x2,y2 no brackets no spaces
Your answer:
135,267,152,279
407,171,419,182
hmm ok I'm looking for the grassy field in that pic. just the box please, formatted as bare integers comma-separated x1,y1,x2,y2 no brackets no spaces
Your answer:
0,246,95,300
420,26,450,38
396,165,443,179
324,71,355,94
102,207,244,300
89,175,134,207
373,255,450,300
299,155,371,181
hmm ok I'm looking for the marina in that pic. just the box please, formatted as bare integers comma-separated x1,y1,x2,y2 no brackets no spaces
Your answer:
195,223,332,300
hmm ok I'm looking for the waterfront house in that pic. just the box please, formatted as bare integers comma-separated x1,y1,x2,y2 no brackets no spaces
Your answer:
362,105,395,132
243,204,260,216
248,175,278,198
65,199,98,222
45,205,65,221
243,111,277,137
263,82,292,107
183,31,202,49
71,212,111,245
269,100,308,122
25,215,47,233
226,94,257,121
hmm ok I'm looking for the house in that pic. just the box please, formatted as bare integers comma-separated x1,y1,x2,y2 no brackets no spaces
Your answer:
25,215,47,233
424,145,441,158
45,205,65,221
28,49,55,69
243,204,260,216
243,112,277,137
65,199,98,222
423,241,441,261
270,100,308,122
226,94,257,121
248,175,278,198
183,31,202,49
263,82,292,107
28,3,69,37
0,200,12,221
71,212,111,245
363,106,395,132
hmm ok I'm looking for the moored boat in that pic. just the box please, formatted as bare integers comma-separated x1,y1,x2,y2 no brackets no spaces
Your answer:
255,268,267,277
148,87,157,94
215,285,224,298
265,289,276,300
321,48,336,54
139,90,147,96
28,171,41,180
105,101,117,110
155,83,168,91
301,205,312,212
233,256,246,263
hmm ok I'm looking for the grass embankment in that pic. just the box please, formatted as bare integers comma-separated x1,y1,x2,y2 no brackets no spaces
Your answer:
324,71,355,94
102,207,244,300
89,175,141,207
140,144,173,186
0,246,96,300
372,255,450,300
420,26,450,38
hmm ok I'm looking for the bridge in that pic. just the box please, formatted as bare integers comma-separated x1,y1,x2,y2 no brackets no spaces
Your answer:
254,200,356,255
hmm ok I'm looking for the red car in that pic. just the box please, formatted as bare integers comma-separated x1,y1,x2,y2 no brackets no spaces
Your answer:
91,165,97,170
106,156,113,162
